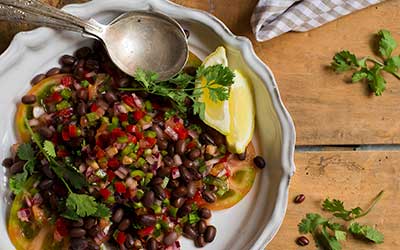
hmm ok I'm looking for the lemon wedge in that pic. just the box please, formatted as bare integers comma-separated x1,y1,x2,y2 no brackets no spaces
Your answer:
199,47,231,135
226,70,255,153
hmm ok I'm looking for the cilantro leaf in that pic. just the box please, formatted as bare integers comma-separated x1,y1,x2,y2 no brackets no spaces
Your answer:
378,29,397,58
43,140,56,158
334,230,347,241
366,65,386,96
352,69,369,83
134,69,157,89
384,55,400,73
331,51,360,72
61,208,81,221
322,198,362,221
196,65,235,87
17,143,35,161
298,213,329,234
192,102,206,120
66,193,98,217
9,171,28,195
94,203,111,218
170,73,194,89
349,222,384,244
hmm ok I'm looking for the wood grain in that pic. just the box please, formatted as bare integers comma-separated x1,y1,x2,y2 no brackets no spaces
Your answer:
268,151,400,250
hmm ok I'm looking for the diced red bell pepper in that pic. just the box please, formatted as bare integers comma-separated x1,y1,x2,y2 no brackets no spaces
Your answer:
57,149,69,158
68,124,78,138
192,191,206,206
137,226,154,238
61,129,70,141
135,131,144,140
136,148,144,157
96,148,106,159
127,134,137,144
174,123,188,140
118,113,128,122
114,182,126,194
225,166,232,178
116,231,126,245
133,110,145,121
107,169,116,182
90,103,99,112
58,108,74,119
99,188,112,200
108,158,120,169
55,218,69,237
122,95,136,108
144,137,157,148
46,92,63,104
61,76,74,87
152,103,161,110
96,134,110,149
111,128,125,139
187,141,196,150
126,125,137,133
218,154,230,163
164,189,171,199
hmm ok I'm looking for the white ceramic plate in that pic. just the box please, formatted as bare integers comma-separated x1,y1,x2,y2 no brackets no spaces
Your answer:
0,0,296,249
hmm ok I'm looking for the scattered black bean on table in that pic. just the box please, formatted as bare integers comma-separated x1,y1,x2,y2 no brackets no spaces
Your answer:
294,194,306,204
296,236,310,246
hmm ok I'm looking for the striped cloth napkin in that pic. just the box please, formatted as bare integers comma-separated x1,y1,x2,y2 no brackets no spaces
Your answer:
251,0,383,41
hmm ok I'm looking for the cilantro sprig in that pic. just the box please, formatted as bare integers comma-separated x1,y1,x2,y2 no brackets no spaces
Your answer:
298,191,384,250
23,118,110,220
331,29,400,95
120,64,235,119
9,143,36,194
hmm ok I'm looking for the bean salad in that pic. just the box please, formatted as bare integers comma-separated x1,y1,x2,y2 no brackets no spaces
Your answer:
3,42,264,250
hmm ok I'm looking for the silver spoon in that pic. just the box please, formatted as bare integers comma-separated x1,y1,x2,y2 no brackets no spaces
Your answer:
0,0,189,80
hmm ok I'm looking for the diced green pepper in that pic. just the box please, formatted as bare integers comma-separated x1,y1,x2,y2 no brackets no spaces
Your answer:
133,202,144,209
169,206,179,218
137,157,146,167
161,177,169,189
152,204,162,214
60,89,72,100
144,100,153,112
130,170,145,178
117,136,128,143
56,100,71,111
136,189,144,200
144,149,152,157
80,80,90,87
86,112,99,123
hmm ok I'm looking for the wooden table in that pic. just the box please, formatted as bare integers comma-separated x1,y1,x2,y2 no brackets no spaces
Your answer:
1,1,399,249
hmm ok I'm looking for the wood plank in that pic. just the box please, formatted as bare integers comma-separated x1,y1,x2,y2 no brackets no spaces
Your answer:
267,151,400,250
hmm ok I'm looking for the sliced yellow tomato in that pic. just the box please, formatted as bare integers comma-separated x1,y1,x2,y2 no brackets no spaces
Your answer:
8,176,69,250
206,143,258,210
16,74,69,142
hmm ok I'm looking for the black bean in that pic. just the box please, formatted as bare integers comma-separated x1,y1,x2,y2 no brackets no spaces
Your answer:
21,94,37,104
186,181,196,198
163,157,174,168
176,139,187,155
195,235,206,248
167,144,175,156
88,241,100,250
204,225,216,242
96,99,109,110
70,228,86,238
153,185,166,201
178,203,192,217
151,177,164,186
294,194,306,204
208,129,225,146
75,67,86,79
184,66,197,76
77,102,87,116
183,224,197,239
157,166,171,177
183,159,194,168
172,197,186,208
116,77,130,88
85,59,100,71
197,220,207,234
61,66,73,73
188,168,202,181
31,74,46,86
112,208,124,223
168,179,180,189
41,165,55,179
253,156,266,169
71,218,84,227
39,179,53,190
142,190,155,208
60,55,77,65
179,166,193,183
146,238,158,250
70,238,88,250
46,67,61,77
173,186,188,198
2,158,13,168
77,88,88,101
10,161,25,174
75,47,92,59
189,148,201,160
88,226,100,237
157,139,168,150
202,191,216,203
118,218,131,231
237,150,246,161
138,214,157,226
163,231,178,246
200,133,215,145
84,218,97,230
199,207,212,219
153,125,166,140
104,92,118,104
296,236,310,246
38,127,53,139
125,233,135,248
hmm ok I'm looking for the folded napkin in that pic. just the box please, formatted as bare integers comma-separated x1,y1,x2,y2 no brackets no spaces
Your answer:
251,0,383,41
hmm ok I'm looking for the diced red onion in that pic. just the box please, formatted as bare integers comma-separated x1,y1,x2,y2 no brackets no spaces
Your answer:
126,177,138,190
217,168,227,178
86,167,94,177
73,82,82,90
95,107,106,117
79,164,87,173
115,167,129,179
85,71,96,78
97,99,109,110
188,130,199,139
116,103,128,114
28,119,39,127
171,167,180,179
173,154,182,166
131,93,143,108
17,208,31,222
146,155,157,165
205,158,220,167
142,122,152,130
165,126,178,141
25,197,32,207
53,85,66,92
32,193,43,206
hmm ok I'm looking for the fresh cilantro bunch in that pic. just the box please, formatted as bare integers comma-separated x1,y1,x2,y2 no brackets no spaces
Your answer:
298,191,384,250
121,64,235,119
23,118,110,220
331,29,400,95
